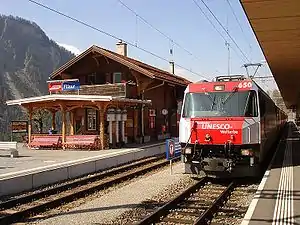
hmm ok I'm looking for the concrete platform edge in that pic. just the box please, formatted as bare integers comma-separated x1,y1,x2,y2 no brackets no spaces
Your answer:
0,143,165,196
241,132,285,225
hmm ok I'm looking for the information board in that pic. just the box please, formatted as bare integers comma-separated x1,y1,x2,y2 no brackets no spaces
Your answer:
11,121,28,133
165,137,181,160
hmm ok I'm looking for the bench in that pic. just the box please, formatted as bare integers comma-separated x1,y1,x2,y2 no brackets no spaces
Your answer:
30,135,62,149
65,135,99,150
0,142,19,158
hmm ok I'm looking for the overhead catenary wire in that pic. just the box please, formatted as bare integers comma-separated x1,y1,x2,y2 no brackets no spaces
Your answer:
193,0,272,92
117,0,202,62
225,0,252,53
28,0,209,80
191,0,247,67
195,0,251,64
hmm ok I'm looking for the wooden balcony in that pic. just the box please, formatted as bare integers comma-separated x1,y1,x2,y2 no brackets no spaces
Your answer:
54,83,136,98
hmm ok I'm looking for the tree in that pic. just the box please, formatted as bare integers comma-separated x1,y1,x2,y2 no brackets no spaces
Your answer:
31,109,51,133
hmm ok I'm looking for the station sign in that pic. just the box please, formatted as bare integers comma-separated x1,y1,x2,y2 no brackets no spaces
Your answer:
165,137,181,160
48,82,62,92
62,80,80,91
11,121,28,133
48,79,80,93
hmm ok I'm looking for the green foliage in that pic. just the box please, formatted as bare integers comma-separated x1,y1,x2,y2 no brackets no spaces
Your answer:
30,109,52,133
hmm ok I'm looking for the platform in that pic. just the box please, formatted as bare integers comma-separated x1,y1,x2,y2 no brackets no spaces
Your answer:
0,142,165,196
241,122,299,225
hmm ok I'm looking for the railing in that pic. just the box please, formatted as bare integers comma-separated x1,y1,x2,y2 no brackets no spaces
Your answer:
52,83,136,98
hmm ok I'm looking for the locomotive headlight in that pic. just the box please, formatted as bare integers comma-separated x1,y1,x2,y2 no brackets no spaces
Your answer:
185,148,192,154
241,149,253,156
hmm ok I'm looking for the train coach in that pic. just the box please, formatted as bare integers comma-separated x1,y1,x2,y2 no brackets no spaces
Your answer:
179,75,287,178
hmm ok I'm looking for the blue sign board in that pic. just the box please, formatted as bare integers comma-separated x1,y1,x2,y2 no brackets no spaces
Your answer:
62,80,80,91
165,137,181,160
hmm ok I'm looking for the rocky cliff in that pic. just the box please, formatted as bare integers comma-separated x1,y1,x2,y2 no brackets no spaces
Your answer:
0,15,75,140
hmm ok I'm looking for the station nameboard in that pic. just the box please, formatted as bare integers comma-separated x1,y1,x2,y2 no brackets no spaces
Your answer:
48,79,80,93
62,80,80,91
11,121,28,133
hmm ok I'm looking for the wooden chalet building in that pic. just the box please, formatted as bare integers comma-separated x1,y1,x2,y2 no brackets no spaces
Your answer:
6,41,190,150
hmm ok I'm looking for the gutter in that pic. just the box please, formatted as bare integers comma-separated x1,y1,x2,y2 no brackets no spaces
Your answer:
143,81,165,93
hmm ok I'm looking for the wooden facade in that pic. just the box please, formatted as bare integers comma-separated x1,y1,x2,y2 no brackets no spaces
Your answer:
6,43,190,150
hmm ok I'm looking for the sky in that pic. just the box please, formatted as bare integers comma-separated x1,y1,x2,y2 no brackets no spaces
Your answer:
1,0,278,92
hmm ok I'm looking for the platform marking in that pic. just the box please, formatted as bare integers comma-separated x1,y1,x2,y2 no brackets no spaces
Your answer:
272,125,294,224
241,139,282,225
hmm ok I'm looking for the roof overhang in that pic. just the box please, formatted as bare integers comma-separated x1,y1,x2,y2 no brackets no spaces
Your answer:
240,0,300,108
50,45,155,79
6,94,151,106
49,45,190,87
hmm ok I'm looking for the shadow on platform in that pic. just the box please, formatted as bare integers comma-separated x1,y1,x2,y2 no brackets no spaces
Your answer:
254,189,300,201
26,202,154,223
247,215,300,224
0,155,31,158
266,122,300,170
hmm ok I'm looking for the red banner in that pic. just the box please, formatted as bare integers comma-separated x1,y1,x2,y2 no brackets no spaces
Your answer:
48,82,62,92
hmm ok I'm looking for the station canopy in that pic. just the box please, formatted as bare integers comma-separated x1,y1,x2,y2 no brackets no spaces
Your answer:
241,0,300,109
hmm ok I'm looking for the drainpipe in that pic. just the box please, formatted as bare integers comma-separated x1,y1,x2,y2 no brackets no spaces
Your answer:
142,81,165,143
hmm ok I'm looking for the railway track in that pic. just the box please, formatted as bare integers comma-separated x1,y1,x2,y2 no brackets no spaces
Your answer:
136,177,238,225
0,155,171,224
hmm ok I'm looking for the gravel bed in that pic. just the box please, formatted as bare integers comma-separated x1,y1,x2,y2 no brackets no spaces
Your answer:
0,156,160,203
24,160,182,225
29,163,191,225
109,180,259,225
211,183,259,225
107,174,199,224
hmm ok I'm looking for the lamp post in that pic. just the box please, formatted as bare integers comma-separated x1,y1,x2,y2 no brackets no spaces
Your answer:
106,108,115,148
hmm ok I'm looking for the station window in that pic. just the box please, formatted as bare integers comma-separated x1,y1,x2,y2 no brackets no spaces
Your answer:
87,73,96,85
87,108,97,131
113,72,122,83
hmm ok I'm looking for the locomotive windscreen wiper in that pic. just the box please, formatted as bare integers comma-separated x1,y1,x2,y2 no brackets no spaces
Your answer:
204,92,216,109
222,87,238,105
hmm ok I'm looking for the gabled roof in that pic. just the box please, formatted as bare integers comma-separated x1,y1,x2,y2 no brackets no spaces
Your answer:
50,45,191,86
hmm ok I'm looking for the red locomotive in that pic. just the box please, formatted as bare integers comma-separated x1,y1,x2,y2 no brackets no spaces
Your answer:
179,75,287,178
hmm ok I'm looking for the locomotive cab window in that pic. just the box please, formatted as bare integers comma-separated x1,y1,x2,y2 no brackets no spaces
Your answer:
244,91,258,117
182,90,256,118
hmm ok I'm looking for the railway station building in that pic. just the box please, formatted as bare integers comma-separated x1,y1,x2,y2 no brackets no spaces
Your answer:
6,41,190,150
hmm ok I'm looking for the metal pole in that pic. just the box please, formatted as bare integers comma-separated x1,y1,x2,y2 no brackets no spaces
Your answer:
141,92,144,143
226,14,230,77
116,119,119,144
170,159,173,175
228,43,230,76
109,121,113,146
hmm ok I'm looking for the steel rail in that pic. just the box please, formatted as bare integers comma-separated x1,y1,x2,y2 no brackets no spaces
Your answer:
137,177,208,225
136,179,237,225
194,180,236,225
0,155,171,224
0,155,162,210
